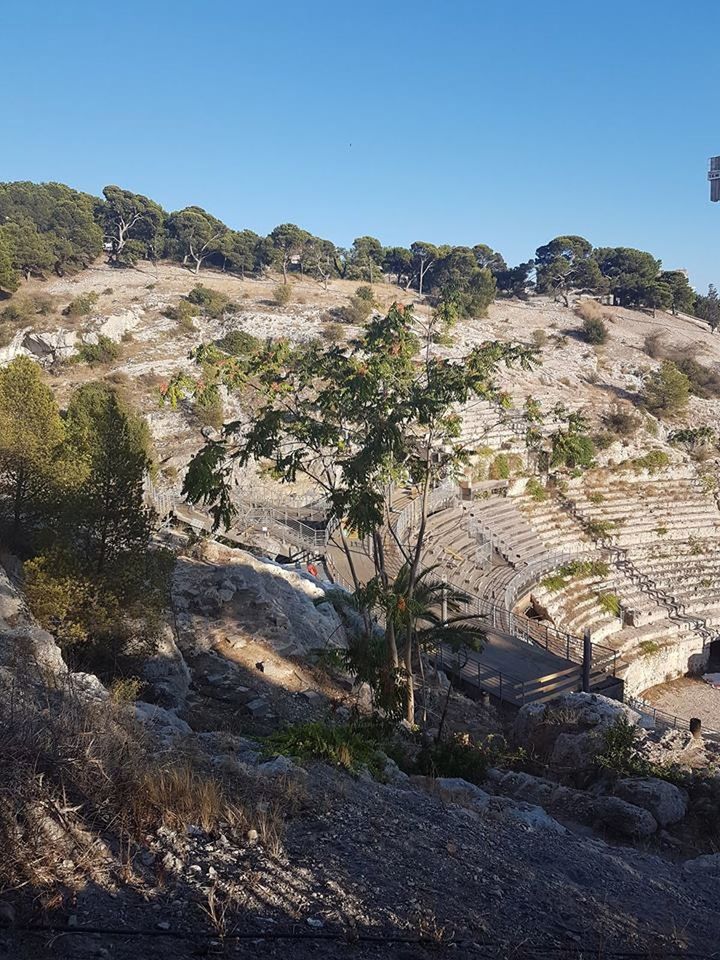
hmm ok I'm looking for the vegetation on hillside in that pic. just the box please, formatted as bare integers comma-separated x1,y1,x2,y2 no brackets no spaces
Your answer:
0,180,715,330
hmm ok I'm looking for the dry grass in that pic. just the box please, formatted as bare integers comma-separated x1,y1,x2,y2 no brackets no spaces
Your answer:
0,651,311,915
574,299,613,324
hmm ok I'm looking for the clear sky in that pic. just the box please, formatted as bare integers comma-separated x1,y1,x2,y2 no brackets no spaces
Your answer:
2,0,719,289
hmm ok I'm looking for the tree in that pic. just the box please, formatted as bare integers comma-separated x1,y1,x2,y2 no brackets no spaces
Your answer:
2,218,54,279
430,247,497,317
409,241,439,295
658,271,695,316
219,229,263,277
643,360,690,417
170,304,534,722
495,261,534,298
304,236,338,289
167,206,227,274
268,223,310,283
383,246,413,288
64,384,153,575
0,229,19,293
695,284,720,333
472,244,507,274
535,235,605,306
593,246,661,306
0,181,102,276
0,356,65,542
549,408,596,471
96,185,166,266
350,236,384,283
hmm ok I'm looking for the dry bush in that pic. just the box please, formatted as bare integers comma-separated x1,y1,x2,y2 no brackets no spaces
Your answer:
574,300,612,324
0,666,240,904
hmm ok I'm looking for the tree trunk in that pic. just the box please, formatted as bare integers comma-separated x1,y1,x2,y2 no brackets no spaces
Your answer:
404,638,414,723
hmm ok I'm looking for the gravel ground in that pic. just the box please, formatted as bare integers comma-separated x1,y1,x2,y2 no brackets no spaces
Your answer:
5,764,720,960
644,675,720,732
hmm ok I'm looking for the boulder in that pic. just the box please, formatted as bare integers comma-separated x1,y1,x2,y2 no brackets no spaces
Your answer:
487,769,658,839
134,702,192,738
257,755,302,776
614,777,688,827
432,776,564,832
682,854,720,878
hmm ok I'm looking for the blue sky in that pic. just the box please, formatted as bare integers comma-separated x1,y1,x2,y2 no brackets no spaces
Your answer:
2,0,719,288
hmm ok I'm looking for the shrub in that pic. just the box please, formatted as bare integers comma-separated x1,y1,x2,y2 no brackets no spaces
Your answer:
488,452,523,480
675,357,720,399
525,477,547,502
63,291,99,318
602,408,639,438
643,331,666,359
335,289,374,325
643,361,689,417
628,449,670,474
582,315,608,345
597,718,685,784
273,283,292,307
195,393,225,431
187,285,230,317
264,720,388,775
214,329,261,356
164,299,199,326
415,734,524,786
531,328,547,348
355,285,374,303
597,592,621,617
74,335,120,365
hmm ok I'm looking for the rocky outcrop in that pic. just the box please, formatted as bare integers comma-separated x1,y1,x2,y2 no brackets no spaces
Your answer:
172,543,345,658
486,769,659,839
614,777,689,827
513,692,641,772
0,565,66,677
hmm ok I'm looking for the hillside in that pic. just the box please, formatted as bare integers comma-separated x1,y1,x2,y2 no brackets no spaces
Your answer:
3,258,720,957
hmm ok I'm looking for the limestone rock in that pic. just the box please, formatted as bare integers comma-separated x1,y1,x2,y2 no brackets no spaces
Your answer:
682,853,720,878
614,777,688,827
134,701,192,738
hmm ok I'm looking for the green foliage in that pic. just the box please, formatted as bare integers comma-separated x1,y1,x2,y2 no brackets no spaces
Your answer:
597,592,621,617
335,286,375,325
166,207,227,273
674,357,720,400
214,329,261,356
0,356,65,541
415,733,525,785
593,247,663,308
488,452,523,480
582,314,608,344
264,719,389,775
643,361,689,417
74,335,120,365
0,229,20,292
97,185,165,266
602,408,639,438
585,518,616,539
535,236,605,303
551,431,595,470
695,283,720,333
186,284,231,317
541,558,610,590
658,270,695,315
0,181,102,278
195,392,225,431
669,426,715,450
525,477,547,501
597,717,685,784
626,449,670,474
63,291,99,318
273,283,291,306
588,491,605,504
164,299,199,327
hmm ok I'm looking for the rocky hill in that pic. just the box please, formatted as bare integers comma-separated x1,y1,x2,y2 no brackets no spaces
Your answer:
3,261,720,957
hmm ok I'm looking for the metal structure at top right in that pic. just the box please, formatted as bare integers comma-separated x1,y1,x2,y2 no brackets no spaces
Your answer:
709,156,720,201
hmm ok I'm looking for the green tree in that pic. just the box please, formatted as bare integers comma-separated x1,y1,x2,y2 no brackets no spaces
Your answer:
430,247,497,317
268,223,311,283
472,243,507,274
0,356,65,541
170,304,534,721
495,261,534,298
166,206,227,274
383,246,413,288
0,229,19,293
219,229,263,277
549,407,596,471
695,284,720,333
2,218,54,279
64,384,153,574
658,271,695,315
593,246,661,306
535,235,605,306
96,185,166,266
350,236,384,283
409,241,439,294
643,360,690,417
